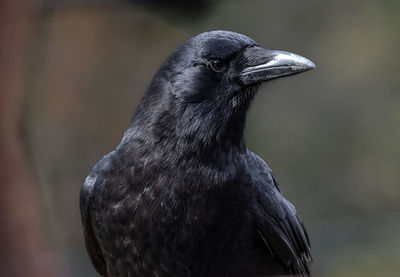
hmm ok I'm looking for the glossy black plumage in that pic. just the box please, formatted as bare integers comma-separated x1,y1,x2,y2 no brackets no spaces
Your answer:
80,30,314,277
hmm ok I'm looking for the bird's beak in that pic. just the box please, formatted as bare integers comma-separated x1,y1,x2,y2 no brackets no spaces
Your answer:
239,46,315,86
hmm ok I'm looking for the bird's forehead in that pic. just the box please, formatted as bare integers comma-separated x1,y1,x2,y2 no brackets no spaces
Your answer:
191,31,257,59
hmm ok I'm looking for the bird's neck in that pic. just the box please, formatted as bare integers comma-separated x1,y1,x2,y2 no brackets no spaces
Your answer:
121,100,248,161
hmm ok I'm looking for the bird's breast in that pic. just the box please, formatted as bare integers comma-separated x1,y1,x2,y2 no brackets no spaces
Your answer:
92,155,255,276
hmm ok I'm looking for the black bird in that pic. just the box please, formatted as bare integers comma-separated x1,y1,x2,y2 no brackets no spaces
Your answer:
80,30,315,277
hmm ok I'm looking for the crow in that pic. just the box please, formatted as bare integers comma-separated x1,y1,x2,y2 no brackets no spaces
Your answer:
80,30,315,277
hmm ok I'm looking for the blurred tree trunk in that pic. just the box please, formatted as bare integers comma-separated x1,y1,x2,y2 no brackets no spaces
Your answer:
0,1,62,276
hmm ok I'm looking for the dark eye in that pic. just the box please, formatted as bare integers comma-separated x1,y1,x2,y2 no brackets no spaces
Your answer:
209,60,228,73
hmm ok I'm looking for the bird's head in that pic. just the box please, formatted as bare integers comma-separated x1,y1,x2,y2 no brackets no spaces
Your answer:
156,30,314,107
126,31,315,152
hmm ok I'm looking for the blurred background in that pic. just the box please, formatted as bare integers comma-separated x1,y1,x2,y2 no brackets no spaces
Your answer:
1,0,399,276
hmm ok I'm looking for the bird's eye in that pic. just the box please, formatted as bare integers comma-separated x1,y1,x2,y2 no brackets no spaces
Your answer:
209,60,228,73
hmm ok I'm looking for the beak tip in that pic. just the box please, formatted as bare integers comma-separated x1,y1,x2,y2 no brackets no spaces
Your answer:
292,53,316,71
307,60,316,70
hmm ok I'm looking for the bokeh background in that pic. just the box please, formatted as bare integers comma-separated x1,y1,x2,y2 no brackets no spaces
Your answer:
1,0,400,276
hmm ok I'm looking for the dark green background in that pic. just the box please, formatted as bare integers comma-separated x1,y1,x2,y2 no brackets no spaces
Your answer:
21,0,400,276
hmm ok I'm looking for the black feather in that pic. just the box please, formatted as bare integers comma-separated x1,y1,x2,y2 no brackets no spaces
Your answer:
80,30,313,277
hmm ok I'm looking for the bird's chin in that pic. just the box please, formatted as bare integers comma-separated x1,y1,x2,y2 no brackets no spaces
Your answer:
228,85,259,112
239,81,262,96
